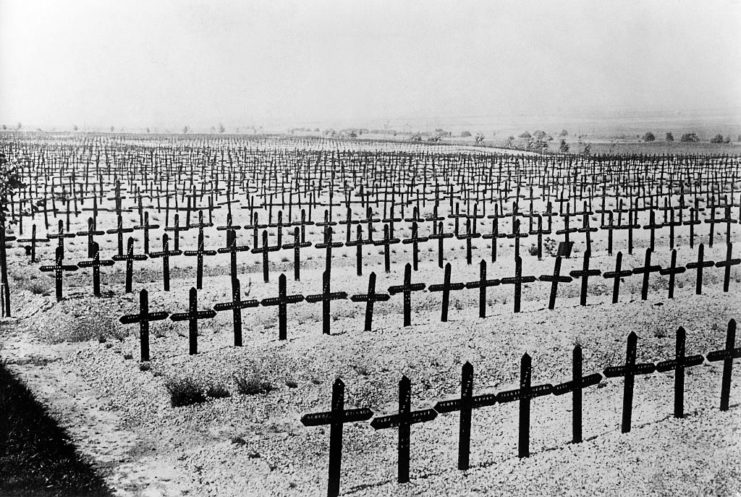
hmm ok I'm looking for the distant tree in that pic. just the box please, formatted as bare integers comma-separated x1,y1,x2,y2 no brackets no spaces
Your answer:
643,132,655,142
506,136,515,148
533,130,547,140
559,129,568,137
680,132,700,142
183,125,190,134
665,132,674,142
723,135,731,144
710,134,724,143
519,131,531,139
474,132,485,145
217,123,225,134
460,131,472,138
559,139,569,153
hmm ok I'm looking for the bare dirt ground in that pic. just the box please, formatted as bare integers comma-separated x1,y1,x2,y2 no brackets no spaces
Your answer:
2,195,741,496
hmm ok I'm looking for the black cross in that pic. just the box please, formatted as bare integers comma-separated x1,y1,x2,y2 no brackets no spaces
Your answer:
150,233,182,291
315,226,343,276
601,211,617,255
106,214,134,257
170,287,216,355
497,353,553,458
184,228,217,290
388,263,426,327
402,222,428,271
17,224,48,263
642,210,664,251
48,220,75,259
464,259,500,318
457,219,482,265
301,378,374,497
40,246,78,301
75,217,104,258
715,243,740,293
656,327,704,418
306,271,348,335
260,273,305,340
686,243,715,295
481,216,500,263
428,262,465,322
433,362,497,470
374,224,401,273
706,319,740,412
552,345,602,443
213,277,258,347
539,256,572,310
281,227,311,281
370,376,437,483
603,332,656,433
501,256,536,313
119,289,169,361
217,229,250,283
632,248,662,301
602,251,633,304
77,243,114,297
346,225,371,277
660,249,685,299
506,218,528,261
252,230,281,283
112,237,147,293
350,272,390,331
428,221,453,268
164,213,187,252
569,250,601,306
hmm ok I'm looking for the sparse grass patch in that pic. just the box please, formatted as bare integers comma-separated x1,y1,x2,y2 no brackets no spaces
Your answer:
165,377,206,407
234,373,275,395
206,383,232,399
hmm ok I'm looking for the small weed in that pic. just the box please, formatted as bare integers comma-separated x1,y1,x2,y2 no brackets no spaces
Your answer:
206,383,232,399
234,374,275,395
165,377,206,407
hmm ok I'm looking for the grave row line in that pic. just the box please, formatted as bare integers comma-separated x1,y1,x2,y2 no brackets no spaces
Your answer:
302,323,740,496
115,243,739,360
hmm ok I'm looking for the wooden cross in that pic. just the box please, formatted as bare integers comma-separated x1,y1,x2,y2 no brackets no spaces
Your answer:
539,256,572,310
603,332,656,433
686,243,715,295
213,277,258,347
260,273,305,340
402,222,428,271
112,237,147,293
217,229,251,283
350,272,390,331
345,225,371,277
569,250,601,306
106,214,134,257
706,319,740,411
433,362,497,470
77,243,114,297
642,210,664,251
183,227,217,289
428,262,465,322
602,252,633,304
388,263,426,327
252,230,280,283
281,227,310,281
164,213,188,252
506,218,528,261
133,211,160,255
17,224,49,262
306,271,348,335
501,256,536,313
170,287,216,355
660,249,685,299
497,353,553,458
301,378,373,497
428,221,453,268
632,248,662,301
48,219,75,259
552,345,602,443
656,327,704,418
601,211,617,255
464,259,500,318
374,224,400,273
40,246,78,301
149,233,182,291
119,289,169,361
315,226,343,277
715,243,740,293
370,376,437,483
75,217,104,258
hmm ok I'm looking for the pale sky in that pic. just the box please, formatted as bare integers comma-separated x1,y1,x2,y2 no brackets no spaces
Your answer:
1,0,740,130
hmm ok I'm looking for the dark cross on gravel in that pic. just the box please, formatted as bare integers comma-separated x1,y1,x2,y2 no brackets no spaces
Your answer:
656,327,704,418
402,222,428,270
706,319,740,412
112,237,147,293
465,259,500,318
686,243,714,295
306,270,348,335
170,287,216,355
150,233,182,291
660,249,685,299
370,376,437,484
106,214,134,257
119,289,169,362
134,211,159,255
346,225,371,277
76,217,104,258
497,353,553,458
316,226,344,277
252,230,280,283
281,227,310,281
40,246,78,301
428,262,465,322
388,263,426,327
217,229,250,284
457,219,482,265
48,219,75,260
164,213,185,252
77,242,114,297
350,272,390,331
301,378,374,497
482,217,499,263
602,252,633,304
375,224,401,273
433,362,497,470
632,248,662,301
506,218,528,261
213,277,258,347
603,332,656,433
552,345,602,443
569,250,601,306
501,256,536,313
539,256,572,310
184,228,217,290
261,273,305,340
18,224,49,263
429,221,453,268
715,243,740,293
